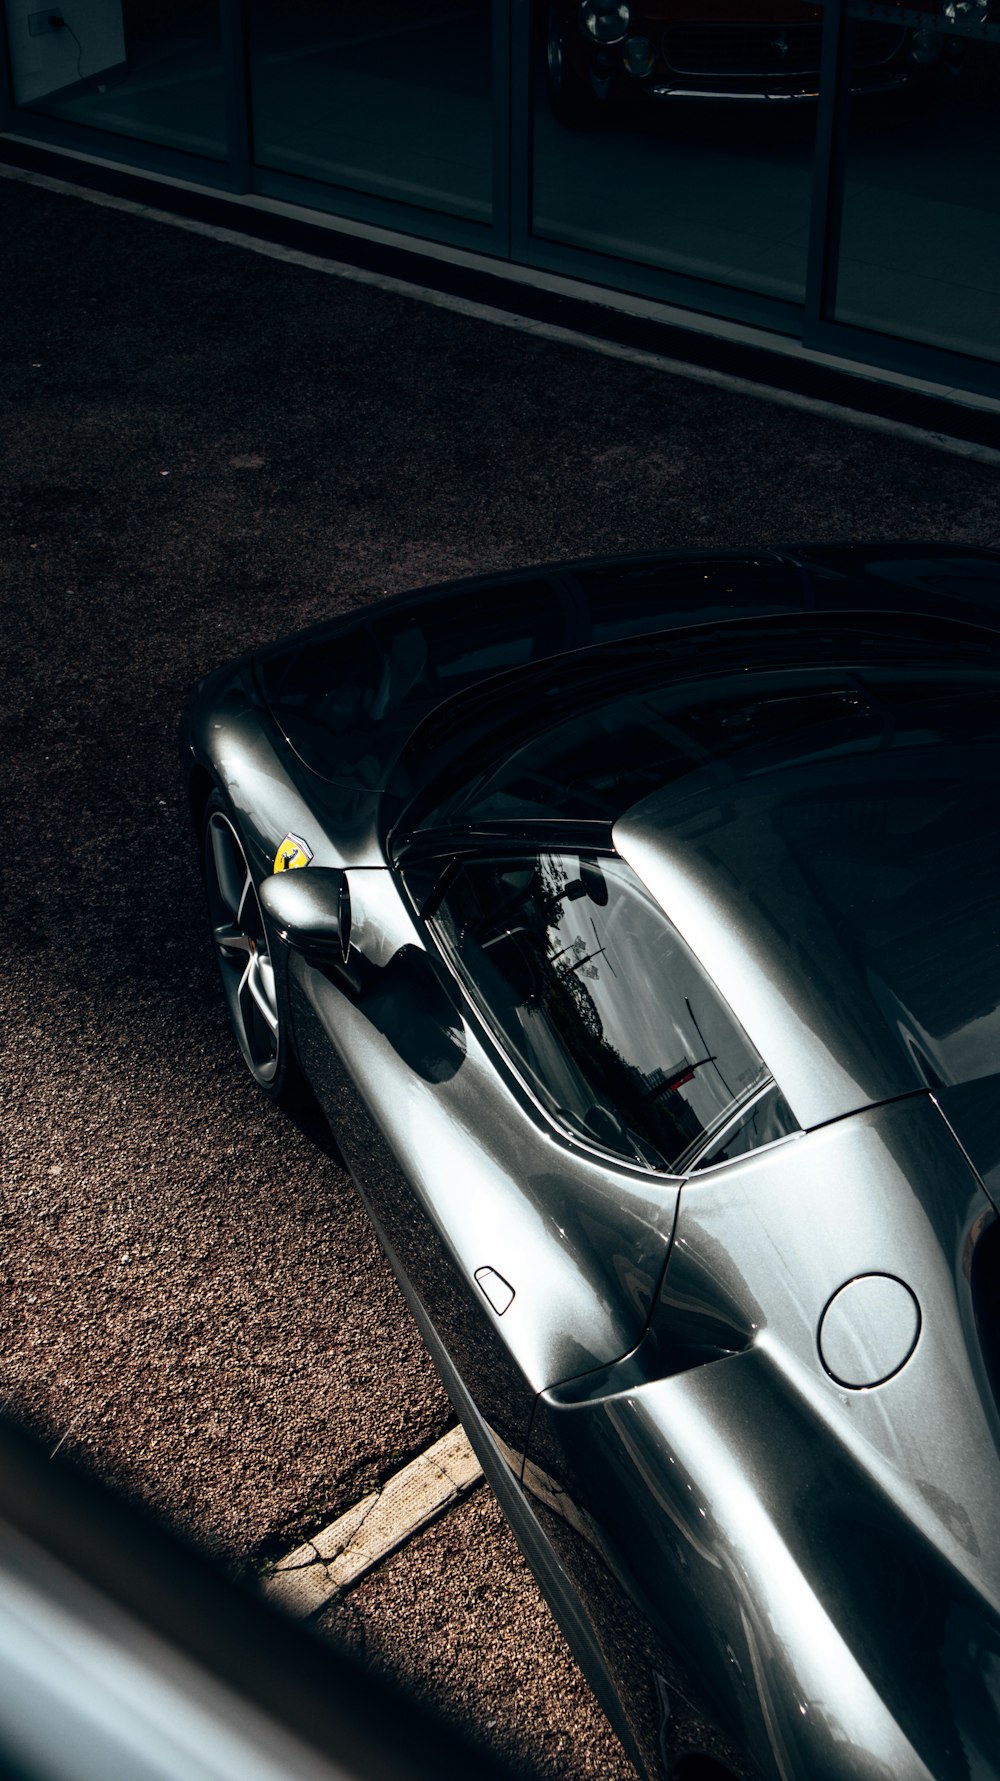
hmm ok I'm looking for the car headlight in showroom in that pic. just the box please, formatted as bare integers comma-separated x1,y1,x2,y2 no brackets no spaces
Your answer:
941,0,989,22
910,26,944,59
579,1,631,45
622,34,655,77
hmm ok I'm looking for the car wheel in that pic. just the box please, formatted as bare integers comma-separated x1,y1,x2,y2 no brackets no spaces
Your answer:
545,2,605,127
202,791,299,1103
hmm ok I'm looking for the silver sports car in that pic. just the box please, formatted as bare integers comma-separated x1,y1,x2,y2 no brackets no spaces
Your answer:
181,543,1000,1781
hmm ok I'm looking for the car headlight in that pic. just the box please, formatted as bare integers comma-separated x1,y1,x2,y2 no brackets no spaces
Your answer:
941,0,988,22
622,34,655,76
910,25,944,60
579,1,631,45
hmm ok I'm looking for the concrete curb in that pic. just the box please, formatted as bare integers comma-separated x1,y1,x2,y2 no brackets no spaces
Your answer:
262,1427,483,1619
3,162,1000,469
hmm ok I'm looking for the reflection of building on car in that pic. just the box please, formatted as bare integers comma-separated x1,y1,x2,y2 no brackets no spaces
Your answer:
543,0,985,124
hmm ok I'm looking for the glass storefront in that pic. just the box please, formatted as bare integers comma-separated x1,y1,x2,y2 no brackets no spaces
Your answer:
3,0,226,160
247,0,492,222
531,0,821,301
1,0,998,393
836,4,1000,363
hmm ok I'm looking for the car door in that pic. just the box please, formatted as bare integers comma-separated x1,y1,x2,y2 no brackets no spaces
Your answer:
286,836,778,1470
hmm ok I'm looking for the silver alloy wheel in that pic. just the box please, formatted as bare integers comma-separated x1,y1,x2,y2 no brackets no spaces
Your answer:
205,810,280,1085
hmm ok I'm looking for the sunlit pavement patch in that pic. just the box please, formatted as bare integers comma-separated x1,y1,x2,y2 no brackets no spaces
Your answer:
263,1427,483,1618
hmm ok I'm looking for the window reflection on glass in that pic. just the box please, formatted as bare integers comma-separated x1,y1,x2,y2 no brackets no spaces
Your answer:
532,0,828,300
4,0,225,159
247,0,492,222
835,5,1000,362
693,1081,797,1170
427,851,795,1171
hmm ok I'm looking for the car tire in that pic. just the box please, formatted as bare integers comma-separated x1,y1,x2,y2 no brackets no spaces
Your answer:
202,790,304,1107
545,3,605,127
669,1757,742,1781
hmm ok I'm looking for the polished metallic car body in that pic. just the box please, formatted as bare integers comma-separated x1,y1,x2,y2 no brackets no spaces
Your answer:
182,544,1000,1781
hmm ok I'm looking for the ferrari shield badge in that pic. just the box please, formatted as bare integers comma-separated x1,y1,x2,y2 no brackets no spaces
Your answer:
274,833,313,872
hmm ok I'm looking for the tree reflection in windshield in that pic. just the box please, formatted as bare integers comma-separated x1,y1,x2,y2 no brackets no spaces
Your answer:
430,851,792,1171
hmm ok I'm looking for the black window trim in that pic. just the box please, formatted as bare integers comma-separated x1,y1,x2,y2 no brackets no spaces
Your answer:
676,1073,781,1175
391,818,614,877
401,830,800,1180
399,830,676,1177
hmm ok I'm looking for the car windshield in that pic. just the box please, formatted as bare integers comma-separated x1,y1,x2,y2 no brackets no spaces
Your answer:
254,557,805,789
422,851,797,1172
419,656,1000,830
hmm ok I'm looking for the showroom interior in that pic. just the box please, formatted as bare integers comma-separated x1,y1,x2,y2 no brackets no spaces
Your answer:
1,0,999,430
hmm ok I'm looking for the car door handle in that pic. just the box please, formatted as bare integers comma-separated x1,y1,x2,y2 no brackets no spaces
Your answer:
475,1267,515,1315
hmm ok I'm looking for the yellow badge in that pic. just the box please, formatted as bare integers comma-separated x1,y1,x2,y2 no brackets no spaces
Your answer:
274,833,313,872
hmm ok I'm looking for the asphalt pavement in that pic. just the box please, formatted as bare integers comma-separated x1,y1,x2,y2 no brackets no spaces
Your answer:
1,163,999,1778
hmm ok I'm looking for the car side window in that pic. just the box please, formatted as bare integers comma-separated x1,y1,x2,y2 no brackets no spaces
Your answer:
691,1081,798,1172
422,851,797,1172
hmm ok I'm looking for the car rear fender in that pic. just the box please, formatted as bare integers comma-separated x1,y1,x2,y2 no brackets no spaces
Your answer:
523,1096,1000,1779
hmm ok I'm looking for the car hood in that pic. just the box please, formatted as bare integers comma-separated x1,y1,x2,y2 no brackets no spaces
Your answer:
253,546,1000,801
251,551,805,793
249,545,1000,871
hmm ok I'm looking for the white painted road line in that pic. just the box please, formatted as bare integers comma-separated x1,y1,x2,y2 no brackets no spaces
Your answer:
263,1426,484,1619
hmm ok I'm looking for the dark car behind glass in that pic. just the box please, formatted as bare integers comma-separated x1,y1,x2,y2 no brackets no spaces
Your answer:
543,0,977,123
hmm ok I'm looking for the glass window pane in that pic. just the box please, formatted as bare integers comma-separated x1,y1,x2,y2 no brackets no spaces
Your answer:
532,0,829,301
248,0,492,223
836,11,1000,362
4,0,226,160
427,851,783,1171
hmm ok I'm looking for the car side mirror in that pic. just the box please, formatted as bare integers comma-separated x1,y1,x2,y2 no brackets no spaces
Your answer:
579,858,608,906
260,868,352,965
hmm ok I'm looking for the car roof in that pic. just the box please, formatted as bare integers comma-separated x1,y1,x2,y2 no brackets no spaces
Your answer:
615,684,1000,1130
247,545,1000,1133
390,625,1000,1134
388,607,1000,843
385,610,1000,1132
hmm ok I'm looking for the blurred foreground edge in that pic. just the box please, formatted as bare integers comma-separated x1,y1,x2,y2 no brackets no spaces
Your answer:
0,1412,528,1781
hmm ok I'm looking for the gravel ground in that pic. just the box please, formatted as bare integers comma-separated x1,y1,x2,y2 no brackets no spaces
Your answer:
324,1487,635,1781
1,164,999,1774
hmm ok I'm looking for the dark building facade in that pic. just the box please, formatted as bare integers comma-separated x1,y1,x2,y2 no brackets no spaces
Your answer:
2,1,999,418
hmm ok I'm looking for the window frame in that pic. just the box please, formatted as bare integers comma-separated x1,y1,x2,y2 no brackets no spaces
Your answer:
399,824,797,1178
